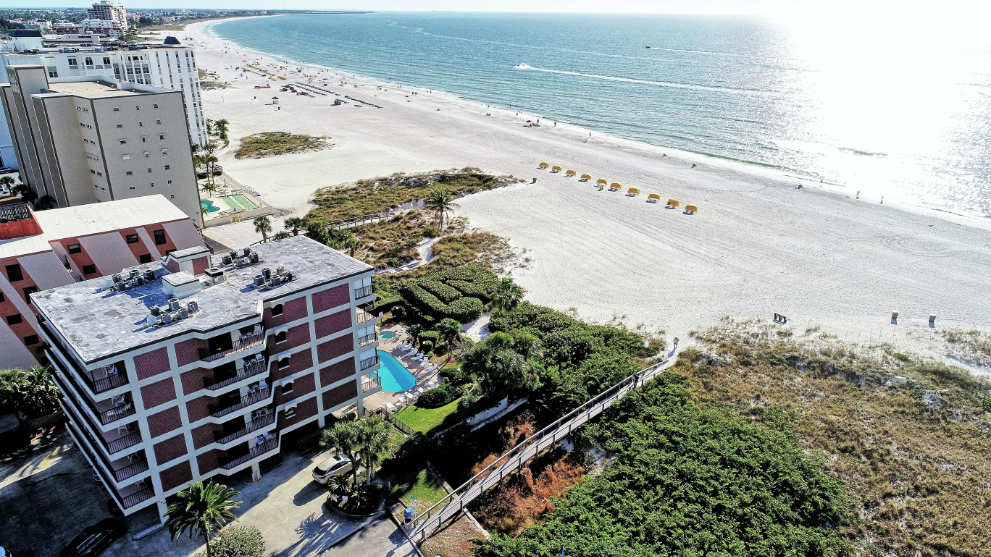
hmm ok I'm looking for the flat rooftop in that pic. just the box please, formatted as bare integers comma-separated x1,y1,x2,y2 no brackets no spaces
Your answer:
48,80,137,98
0,195,190,259
32,235,372,363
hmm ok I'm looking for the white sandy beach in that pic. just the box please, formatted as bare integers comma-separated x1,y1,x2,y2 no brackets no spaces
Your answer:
183,18,991,372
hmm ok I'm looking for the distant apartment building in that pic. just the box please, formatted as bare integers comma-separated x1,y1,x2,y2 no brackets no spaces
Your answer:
88,1,128,29
0,194,202,369
0,42,208,161
0,65,202,225
33,235,380,518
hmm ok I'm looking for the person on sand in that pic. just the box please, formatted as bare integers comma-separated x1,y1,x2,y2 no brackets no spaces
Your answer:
691,163,697,168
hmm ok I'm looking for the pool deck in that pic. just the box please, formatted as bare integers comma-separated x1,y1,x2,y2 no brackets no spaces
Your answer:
363,323,444,414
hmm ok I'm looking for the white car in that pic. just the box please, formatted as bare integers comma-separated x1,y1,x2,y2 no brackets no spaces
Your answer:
312,455,353,485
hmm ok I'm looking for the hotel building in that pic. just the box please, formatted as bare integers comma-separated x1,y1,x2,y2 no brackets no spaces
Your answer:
0,65,202,225
32,235,381,518
87,1,128,30
0,195,202,368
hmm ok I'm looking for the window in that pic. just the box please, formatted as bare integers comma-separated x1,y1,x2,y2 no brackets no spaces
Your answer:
22,286,37,299
138,253,152,263
284,406,296,420
153,103,159,109
281,381,293,395
23,335,39,346
159,134,165,140
6,313,22,325
153,229,166,245
278,357,290,370
125,233,139,244
163,164,170,170
116,123,123,128
119,138,127,145
275,331,287,343
121,154,131,161
82,264,96,275
103,56,111,65
68,58,78,67
67,243,81,254
271,304,284,316
84,57,93,66
0,291,4,302
156,119,162,125
125,171,133,176
112,106,119,112
135,105,141,111
5,264,23,282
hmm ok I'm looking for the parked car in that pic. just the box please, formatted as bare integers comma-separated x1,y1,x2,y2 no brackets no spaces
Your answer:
312,455,353,485
59,518,126,557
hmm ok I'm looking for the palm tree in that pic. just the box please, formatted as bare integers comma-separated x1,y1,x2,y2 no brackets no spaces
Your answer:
253,215,272,242
424,188,457,234
405,323,423,349
321,421,362,491
490,277,525,314
215,119,230,145
342,235,363,257
0,175,14,193
34,194,58,210
437,318,461,352
202,154,219,186
356,417,392,485
12,184,37,205
200,181,218,196
283,217,306,236
165,481,239,557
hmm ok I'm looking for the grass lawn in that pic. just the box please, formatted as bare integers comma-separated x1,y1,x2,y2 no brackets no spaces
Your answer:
392,468,449,509
395,398,461,434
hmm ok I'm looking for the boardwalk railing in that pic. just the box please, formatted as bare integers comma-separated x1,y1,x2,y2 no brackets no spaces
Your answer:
408,359,667,539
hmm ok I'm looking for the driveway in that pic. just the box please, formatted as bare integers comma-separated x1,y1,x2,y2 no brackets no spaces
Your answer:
107,448,417,556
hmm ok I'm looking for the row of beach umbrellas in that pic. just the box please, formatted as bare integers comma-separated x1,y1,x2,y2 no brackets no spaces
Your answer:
537,162,698,214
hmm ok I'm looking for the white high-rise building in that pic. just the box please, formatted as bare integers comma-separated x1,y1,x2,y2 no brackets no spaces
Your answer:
0,43,208,169
87,1,127,29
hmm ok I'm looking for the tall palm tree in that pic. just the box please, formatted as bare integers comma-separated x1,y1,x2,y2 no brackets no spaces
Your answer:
490,277,525,314
253,215,272,242
321,420,362,491
165,481,239,557
424,188,457,234
283,217,306,236
356,417,392,485
437,318,461,352
202,154,219,186
215,119,230,145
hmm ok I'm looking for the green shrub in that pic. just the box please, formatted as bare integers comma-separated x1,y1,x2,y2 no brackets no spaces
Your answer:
447,297,483,321
424,225,438,237
439,365,470,386
420,280,461,303
197,524,265,557
417,383,460,408
419,330,440,344
420,340,434,353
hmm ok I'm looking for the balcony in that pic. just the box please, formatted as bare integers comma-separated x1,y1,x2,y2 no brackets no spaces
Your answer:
199,333,265,363
106,429,143,454
204,358,268,391
216,411,276,445
359,356,378,371
356,333,377,346
99,400,136,425
356,308,376,325
353,286,373,300
121,484,155,509
42,322,128,395
221,438,279,470
210,387,271,419
112,457,149,482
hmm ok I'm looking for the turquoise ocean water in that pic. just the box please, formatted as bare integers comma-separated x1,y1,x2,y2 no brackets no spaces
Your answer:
214,12,991,218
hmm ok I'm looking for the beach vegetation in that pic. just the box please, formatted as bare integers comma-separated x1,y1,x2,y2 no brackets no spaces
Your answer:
425,188,458,233
0,366,61,425
252,215,271,242
234,131,331,159
165,481,240,557
199,81,231,90
195,524,265,557
307,169,516,224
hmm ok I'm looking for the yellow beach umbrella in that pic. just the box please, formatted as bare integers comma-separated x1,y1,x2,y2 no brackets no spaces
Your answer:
565,169,576,177
666,199,680,208
684,204,698,214
647,193,661,203
580,173,592,181
627,187,640,195
551,165,562,172
596,178,608,185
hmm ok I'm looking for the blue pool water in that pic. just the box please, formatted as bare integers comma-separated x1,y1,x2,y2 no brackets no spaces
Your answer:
376,350,416,392
380,331,396,339
201,199,220,213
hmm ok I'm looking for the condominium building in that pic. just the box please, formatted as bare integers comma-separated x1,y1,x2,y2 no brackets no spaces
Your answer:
33,235,380,518
1,42,208,158
0,65,202,225
88,1,128,29
0,195,202,368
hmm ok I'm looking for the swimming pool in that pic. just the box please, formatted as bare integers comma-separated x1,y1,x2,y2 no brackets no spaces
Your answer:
376,350,416,392
220,194,257,211
201,199,221,213
380,331,396,339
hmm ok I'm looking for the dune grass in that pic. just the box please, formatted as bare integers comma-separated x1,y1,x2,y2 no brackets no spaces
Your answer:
395,398,462,434
234,131,331,159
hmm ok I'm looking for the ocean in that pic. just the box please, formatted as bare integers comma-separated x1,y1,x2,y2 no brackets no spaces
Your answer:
213,12,991,219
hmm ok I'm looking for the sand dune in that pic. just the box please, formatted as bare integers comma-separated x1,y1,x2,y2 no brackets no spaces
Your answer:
186,19,991,370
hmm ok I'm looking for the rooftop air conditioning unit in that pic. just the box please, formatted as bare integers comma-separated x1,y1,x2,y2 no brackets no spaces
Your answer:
112,274,123,283
249,252,259,263
222,255,232,266
253,275,264,287
168,298,179,312
129,269,139,279
143,270,155,282
150,306,160,316
177,308,189,320
262,268,271,280
187,301,199,313
242,248,251,258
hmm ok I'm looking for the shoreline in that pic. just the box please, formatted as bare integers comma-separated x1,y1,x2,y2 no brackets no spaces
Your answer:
183,17,991,377
202,15,989,230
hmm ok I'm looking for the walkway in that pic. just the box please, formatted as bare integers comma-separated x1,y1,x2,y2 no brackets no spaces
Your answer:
407,351,678,541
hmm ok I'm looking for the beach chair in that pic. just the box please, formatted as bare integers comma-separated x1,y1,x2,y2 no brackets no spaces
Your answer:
666,199,680,209
627,187,640,196
538,162,549,169
684,204,698,215
551,165,562,173
580,173,591,182
647,193,661,203
609,182,622,191
565,169,576,177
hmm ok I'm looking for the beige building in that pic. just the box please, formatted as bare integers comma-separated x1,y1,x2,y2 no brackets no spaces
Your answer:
0,65,202,226
87,1,128,29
